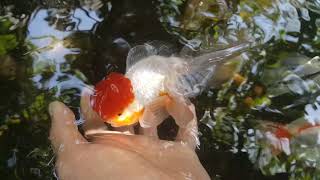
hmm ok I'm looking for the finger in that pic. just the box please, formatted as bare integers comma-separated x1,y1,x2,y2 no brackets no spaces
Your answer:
139,126,158,137
85,129,128,142
80,87,107,133
114,126,135,134
172,103,199,150
176,120,199,150
49,101,87,153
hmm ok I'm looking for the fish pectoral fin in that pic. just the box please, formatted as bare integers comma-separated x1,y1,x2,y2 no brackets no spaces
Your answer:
139,96,170,128
165,96,195,128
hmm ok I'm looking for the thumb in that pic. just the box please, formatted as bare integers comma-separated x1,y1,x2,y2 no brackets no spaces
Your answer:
49,101,87,153
80,87,106,133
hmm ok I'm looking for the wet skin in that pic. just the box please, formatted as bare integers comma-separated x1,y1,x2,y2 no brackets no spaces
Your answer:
48,89,210,180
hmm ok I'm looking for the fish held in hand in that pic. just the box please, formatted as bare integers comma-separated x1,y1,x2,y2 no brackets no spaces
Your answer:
91,42,250,127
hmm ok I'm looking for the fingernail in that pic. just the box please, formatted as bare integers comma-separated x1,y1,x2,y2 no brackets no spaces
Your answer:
81,86,94,96
48,101,59,117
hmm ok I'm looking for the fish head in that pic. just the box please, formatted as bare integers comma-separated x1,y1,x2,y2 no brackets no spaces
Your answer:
91,72,143,127
109,102,144,127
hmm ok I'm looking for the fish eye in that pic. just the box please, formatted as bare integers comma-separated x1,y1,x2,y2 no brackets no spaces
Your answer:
118,113,122,116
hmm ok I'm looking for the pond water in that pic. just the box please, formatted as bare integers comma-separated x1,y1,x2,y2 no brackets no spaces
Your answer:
1,0,320,179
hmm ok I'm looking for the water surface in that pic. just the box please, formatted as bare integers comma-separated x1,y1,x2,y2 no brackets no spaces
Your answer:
1,0,320,179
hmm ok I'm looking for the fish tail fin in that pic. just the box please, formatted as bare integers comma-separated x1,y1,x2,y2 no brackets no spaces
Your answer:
191,42,251,68
178,43,250,97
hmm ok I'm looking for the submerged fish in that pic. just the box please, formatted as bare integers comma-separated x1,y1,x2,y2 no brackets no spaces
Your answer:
91,42,250,127
260,116,320,156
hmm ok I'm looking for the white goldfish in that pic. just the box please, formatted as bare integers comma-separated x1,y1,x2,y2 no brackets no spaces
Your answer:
91,42,250,127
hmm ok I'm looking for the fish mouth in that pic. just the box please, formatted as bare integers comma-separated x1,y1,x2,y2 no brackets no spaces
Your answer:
109,110,143,127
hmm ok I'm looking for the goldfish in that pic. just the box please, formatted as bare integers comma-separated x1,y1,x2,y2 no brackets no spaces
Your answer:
259,116,320,156
91,42,250,127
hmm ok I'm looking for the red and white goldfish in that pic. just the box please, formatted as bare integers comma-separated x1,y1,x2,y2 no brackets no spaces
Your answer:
91,42,250,127
260,116,320,155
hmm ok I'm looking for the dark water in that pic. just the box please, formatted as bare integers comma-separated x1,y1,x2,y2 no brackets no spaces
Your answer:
0,0,320,179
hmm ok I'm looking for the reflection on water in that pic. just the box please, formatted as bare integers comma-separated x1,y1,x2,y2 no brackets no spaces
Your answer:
159,0,320,49
0,2,107,180
0,0,320,179
305,96,320,125
27,8,103,96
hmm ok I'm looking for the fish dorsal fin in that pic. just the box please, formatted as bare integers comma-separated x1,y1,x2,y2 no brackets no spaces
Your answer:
126,43,157,71
146,40,174,57
180,45,198,61
179,40,202,62
126,41,175,71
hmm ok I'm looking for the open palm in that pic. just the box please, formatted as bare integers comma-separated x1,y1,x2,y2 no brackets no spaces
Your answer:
48,89,210,180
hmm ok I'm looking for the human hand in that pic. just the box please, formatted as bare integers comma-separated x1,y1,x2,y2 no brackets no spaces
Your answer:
48,89,210,180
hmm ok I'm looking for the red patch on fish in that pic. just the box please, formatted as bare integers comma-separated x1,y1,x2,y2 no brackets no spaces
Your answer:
274,126,292,139
91,72,134,122
297,124,320,134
